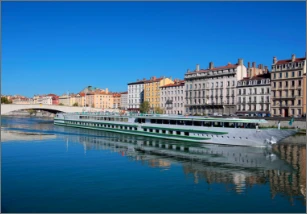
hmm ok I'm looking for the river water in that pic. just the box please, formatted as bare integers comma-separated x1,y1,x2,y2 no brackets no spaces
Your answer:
1,116,306,213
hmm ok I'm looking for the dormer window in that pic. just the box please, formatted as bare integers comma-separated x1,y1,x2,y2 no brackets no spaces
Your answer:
249,81,252,85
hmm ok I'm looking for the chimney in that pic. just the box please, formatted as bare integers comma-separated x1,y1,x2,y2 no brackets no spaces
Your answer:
196,64,200,72
273,56,277,64
106,88,109,93
238,58,243,65
252,62,256,68
227,62,231,66
291,54,296,62
209,62,214,69
248,62,250,68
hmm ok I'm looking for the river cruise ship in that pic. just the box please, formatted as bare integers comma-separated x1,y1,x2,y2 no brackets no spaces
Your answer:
54,112,297,147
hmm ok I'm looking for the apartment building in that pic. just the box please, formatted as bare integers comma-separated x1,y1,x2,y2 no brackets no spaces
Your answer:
75,93,86,107
236,63,271,116
120,92,128,110
303,73,306,115
144,76,173,109
160,80,185,115
184,59,247,115
127,79,146,112
112,93,121,109
271,54,306,117
58,94,70,106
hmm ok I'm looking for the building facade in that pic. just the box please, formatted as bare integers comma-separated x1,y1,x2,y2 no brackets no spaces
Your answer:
58,94,70,106
236,63,271,117
144,76,173,109
271,54,306,117
112,93,121,109
120,92,128,110
160,80,185,115
184,59,247,115
127,79,146,112
303,73,306,116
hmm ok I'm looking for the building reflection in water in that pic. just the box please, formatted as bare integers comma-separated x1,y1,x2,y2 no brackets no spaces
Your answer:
56,126,306,206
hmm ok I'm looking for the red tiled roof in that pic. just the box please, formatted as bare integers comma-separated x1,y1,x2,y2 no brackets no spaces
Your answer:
160,80,185,88
120,91,128,94
240,73,270,81
144,77,164,83
276,57,306,65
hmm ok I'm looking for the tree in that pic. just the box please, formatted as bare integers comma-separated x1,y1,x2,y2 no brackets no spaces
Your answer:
140,101,150,113
73,102,78,106
1,97,12,104
154,106,164,114
59,103,64,106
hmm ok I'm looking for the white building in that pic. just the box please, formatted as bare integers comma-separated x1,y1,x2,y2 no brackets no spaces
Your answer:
184,59,247,115
236,63,271,116
127,78,146,112
120,92,128,110
160,80,185,115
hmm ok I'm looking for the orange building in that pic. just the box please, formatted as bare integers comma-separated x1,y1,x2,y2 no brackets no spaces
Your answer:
112,93,121,109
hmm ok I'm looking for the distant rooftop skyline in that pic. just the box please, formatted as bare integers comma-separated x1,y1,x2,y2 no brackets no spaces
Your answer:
2,2,306,97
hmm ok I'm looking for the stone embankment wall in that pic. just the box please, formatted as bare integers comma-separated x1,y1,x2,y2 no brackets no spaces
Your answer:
4,110,55,118
259,120,306,130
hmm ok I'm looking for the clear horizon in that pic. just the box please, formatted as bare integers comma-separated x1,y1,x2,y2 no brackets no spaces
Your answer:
2,2,306,97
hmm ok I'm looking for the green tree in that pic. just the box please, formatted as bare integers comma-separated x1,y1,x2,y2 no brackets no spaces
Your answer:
140,101,150,113
1,97,12,104
154,106,164,114
73,102,78,106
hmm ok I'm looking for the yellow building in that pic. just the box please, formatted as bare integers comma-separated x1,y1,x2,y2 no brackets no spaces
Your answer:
144,76,173,108
75,93,86,107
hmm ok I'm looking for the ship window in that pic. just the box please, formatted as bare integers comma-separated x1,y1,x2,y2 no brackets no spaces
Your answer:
151,119,157,124
237,123,244,128
186,121,192,126
156,129,159,133
193,121,202,126
176,131,181,135
170,120,176,125
163,120,169,124
149,129,153,132
157,119,162,124
144,128,147,131
169,130,173,134
124,118,128,122
162,130,166,134
130,127,132,130
141,119,145,123
134,127,137,131
177,120,185,125
204,121,211,127
184,132,189,136
213,122,223,127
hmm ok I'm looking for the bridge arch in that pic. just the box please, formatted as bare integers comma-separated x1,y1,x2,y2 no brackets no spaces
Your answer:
1,104,109,115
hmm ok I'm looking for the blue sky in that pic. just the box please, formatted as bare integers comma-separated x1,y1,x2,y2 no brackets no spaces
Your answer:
2,2,306,97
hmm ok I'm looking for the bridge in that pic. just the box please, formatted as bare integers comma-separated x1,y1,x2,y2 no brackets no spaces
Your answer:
1,104,119,115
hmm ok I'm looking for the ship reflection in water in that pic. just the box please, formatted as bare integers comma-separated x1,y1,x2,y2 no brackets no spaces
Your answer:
57,127,306,206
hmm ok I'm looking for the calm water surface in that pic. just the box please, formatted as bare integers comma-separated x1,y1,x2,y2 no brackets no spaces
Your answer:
1,116,306,213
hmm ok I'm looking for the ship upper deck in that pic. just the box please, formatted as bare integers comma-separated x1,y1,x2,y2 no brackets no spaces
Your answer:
57,112,268,124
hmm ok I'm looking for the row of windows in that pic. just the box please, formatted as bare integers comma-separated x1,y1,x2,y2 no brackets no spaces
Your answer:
272,109,302,115
187,81,236,90
273,80,301,88
272,90,301,97
67,121,138,130
273,70,302,79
